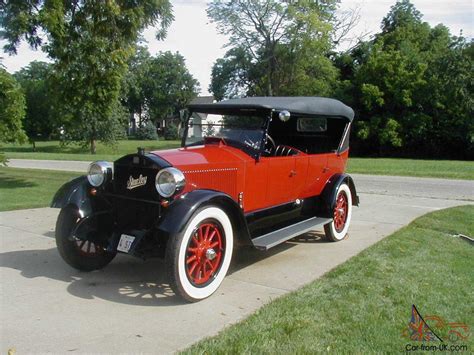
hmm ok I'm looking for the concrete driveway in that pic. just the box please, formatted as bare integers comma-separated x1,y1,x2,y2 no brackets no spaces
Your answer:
1,171,473,354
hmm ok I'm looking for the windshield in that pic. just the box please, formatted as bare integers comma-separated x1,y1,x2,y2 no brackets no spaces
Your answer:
184,113,267,156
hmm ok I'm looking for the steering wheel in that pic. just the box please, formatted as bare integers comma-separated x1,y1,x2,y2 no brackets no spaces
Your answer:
264,134,276,155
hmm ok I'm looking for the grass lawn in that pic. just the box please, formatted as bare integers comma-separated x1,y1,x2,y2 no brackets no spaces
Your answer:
0,167,78,211
184,206,474,354
0,139,181,162
347,158,474,180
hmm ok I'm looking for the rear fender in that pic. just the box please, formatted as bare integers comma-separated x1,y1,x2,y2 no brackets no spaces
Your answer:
320,173,359,218
158,190,252,246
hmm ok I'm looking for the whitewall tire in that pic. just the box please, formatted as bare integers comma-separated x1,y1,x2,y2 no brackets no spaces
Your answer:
324,183,352,242
166,206,233,302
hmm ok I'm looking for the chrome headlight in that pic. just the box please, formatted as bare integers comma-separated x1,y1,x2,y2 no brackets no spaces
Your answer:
155,167,186,198
87,161,113,187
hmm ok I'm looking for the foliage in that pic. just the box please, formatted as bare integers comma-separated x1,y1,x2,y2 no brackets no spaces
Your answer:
1,0,173,154
0,152,7,166
121,46,152,127
208,0,340,99
164,122,180,140
336,0,473,159
122,49,199,131
14,61,59,145
143,51,199,121
0,68,27,143
135,122,159,141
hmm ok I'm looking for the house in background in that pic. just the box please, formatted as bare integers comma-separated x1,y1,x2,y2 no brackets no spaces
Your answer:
128,96,214,136
187,96,215,138
156,96,214,136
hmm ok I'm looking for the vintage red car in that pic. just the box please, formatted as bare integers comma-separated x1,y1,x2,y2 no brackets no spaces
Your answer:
52,96,359,302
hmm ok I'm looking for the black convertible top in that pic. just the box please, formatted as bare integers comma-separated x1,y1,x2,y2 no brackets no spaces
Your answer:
188,96,354,121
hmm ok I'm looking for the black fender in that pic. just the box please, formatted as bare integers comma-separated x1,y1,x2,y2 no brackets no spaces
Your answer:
51,176,94,217
158,189,252,247
320,173,359,218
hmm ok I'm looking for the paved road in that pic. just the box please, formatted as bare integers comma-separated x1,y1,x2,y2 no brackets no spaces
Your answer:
8,158,91,172
1,160,473,353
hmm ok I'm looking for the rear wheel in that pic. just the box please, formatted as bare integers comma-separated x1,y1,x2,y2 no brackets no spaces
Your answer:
55,206,116,271
324,183,352,242
166,206,233,302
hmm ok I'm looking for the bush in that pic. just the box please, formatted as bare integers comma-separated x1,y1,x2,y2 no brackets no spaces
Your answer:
0,152,7,166
135,122,159,140
164,123,179,140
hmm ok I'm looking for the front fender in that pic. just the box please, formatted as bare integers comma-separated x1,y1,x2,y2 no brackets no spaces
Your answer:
158,189,252,246
51,176,93,217
320,173,359,218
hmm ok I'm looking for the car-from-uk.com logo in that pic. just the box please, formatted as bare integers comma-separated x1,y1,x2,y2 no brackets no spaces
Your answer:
402,305,470,352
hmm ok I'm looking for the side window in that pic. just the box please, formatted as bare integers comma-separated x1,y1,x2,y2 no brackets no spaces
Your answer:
297,117,327,133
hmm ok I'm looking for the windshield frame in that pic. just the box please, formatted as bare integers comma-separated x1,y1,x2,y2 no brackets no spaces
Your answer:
181,110,272,160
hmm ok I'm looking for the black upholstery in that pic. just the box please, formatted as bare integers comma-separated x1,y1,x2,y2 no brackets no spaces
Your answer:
274,145,300,157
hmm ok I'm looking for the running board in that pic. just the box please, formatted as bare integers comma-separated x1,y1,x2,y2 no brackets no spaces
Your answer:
252,217,332,251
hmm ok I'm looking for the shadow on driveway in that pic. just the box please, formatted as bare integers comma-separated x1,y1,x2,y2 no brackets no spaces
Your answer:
0,231,327,306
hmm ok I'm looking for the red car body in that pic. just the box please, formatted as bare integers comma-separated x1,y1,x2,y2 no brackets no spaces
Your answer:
155,145,348,213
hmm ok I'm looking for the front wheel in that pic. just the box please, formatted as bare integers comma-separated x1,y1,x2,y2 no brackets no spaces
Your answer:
324,183,352,242
166,206,233,302
55,206,116,271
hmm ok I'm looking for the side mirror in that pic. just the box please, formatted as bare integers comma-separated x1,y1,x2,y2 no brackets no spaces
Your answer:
279,110,291,122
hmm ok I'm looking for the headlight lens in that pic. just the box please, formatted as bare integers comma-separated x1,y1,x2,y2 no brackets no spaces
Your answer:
87,161,112,187
155,167,186,198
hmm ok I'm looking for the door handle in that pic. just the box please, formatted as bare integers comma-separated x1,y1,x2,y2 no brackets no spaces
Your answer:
323,167,329,173
290,170,297,177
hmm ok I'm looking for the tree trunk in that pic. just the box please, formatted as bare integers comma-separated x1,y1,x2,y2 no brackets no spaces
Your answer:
90,137,97,155
32,140,36,152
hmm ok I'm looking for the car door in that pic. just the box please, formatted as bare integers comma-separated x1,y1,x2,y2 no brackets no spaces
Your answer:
260,155,307,207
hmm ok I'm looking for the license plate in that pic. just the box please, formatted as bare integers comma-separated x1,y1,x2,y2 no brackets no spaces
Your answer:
117,234,135,253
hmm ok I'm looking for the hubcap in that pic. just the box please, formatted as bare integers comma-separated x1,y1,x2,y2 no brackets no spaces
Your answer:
206,248,217,260
185,221,224,286
333,191,348,233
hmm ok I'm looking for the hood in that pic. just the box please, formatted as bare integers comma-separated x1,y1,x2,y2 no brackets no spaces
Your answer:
151,145,250,171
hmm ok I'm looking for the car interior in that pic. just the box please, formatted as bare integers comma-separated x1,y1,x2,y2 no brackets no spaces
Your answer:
265,114,348,156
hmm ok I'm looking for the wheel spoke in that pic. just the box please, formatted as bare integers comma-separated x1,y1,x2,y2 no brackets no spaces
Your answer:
204,225,210,241
189,261,199,276
208,229,217,242
186,255,197,264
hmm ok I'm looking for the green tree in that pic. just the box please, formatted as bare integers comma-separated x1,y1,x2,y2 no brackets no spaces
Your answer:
0,67,27,144
1,1,173,154
208,0,340,98
14,61,58,149
337,0,473,159
142,51,199,122
121,46,152,130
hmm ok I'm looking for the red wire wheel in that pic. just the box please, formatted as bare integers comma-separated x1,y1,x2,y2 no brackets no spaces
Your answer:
185,219,225,287
333,190,349,233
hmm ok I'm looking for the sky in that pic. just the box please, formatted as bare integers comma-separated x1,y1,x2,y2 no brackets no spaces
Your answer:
1,0,472,95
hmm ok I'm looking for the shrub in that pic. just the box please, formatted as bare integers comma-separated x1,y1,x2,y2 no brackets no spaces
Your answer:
164,123,179,140
136,122,159,140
